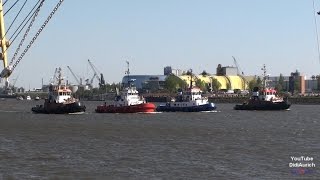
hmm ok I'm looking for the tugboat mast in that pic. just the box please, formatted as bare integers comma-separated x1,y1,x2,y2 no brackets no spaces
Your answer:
262,64,267,89
189,69,193,88
0,0,10,87
126,61,130,86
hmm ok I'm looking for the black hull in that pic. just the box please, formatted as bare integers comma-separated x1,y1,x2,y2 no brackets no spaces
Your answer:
32,101,86,114
234,101,290,110
156,103,216,112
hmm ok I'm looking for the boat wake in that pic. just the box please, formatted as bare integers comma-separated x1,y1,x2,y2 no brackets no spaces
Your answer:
200,110,220,113
68,112,86,115
0,110,21,113
137,112,162,114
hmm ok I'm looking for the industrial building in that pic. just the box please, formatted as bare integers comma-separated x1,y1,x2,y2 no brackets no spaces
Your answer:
121,75,167,91
120,66,320,94
179,75,247,91
122,65,249,92
164,66,184,76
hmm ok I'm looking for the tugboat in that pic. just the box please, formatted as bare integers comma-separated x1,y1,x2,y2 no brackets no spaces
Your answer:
95,62,156,113
234,64,290,110
31,68,86,114
156,70,216,112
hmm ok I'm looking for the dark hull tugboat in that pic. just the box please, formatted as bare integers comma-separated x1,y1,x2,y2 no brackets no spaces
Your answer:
234,64,290,111
95,61,156,113
32,68,86,114
156,69,216,112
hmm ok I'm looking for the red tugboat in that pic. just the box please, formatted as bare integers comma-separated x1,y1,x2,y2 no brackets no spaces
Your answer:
234,64,290,110
95,62,156,113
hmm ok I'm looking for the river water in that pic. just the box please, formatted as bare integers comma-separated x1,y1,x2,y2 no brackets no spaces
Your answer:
0,99,319,179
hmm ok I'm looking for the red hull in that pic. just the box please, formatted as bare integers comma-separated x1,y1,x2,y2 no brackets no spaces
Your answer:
95,103,156,113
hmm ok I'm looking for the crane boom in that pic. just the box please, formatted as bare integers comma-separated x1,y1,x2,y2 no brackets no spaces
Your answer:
232,56,244,75
50,68,58,84
67,66,81,85
87,59,105,88
88,59,100,81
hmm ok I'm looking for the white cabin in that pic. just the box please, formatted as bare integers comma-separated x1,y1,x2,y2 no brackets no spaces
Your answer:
252,88,283,102
49,85,74,103
114,86,145,106
169,87,209,107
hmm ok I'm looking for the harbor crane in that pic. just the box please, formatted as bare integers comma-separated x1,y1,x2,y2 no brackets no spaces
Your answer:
50,68,58,84
87,59,105,89
232,56,244,75
67,66,82,85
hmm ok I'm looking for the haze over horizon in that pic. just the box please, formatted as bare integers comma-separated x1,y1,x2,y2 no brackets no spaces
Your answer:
1,0,320,89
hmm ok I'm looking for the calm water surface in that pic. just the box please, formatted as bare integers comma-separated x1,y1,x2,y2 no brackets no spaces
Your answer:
0,99,319,179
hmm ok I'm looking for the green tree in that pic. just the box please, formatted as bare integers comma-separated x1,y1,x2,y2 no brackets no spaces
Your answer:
186,70,193,76
195,79,206,91
248,79,256,91
256,76,262,87
209,77,221,92
164,74,187,92
248,76,262,91
201,70,209,76
275,73,285,92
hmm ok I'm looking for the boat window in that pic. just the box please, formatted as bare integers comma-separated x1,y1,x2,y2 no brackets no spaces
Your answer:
59,92,62,95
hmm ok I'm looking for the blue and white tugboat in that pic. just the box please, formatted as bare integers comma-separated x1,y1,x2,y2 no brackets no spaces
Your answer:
234,64,290,110
156,70,216,112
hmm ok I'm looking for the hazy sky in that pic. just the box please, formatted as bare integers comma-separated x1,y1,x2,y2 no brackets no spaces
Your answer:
2,0,320,89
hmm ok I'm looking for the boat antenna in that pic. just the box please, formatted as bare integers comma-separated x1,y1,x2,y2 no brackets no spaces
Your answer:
57,67,62,86
126,61,130,87
261,64,267,89
189,69,193,88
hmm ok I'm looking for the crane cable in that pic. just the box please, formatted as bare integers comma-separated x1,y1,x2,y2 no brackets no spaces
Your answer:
4,0,19,16
9,0,41,43
9,0,45,66
3,0,9,6
0,0,41,57
313,0,320,65
5,0,28,37
10,0,65,71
